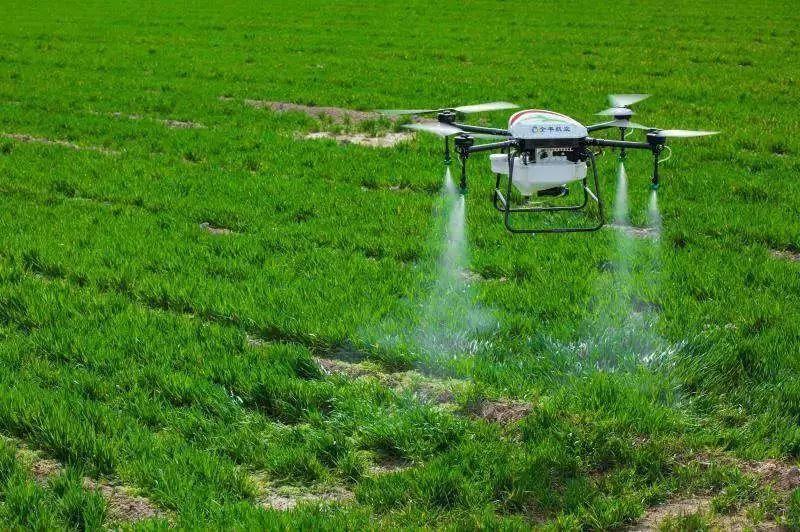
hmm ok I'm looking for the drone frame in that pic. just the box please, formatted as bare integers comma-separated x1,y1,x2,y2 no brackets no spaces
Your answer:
444,111,666,235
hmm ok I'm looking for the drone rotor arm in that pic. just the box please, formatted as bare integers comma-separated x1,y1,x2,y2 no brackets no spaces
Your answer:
451,122,511,137
585,137,653,151
463,138,518,154
586,120,617,132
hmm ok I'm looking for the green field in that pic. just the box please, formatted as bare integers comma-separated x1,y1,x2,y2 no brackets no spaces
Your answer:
1,0,799,529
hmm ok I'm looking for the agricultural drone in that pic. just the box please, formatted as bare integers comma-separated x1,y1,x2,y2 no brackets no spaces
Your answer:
380,95,717,234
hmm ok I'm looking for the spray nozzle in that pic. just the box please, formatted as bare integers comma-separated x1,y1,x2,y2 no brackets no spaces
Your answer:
453,134,472,195
650,181,659,191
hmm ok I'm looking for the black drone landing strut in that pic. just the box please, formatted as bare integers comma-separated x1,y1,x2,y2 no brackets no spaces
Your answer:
491,148,605,235
450,135,669,235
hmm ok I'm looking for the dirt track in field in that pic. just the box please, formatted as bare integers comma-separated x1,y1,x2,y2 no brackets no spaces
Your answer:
19,446,166,524
2,133,120,154
628,456,800,530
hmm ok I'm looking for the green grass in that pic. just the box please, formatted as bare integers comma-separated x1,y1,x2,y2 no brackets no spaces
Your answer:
0,439,108,529
0,0,799,528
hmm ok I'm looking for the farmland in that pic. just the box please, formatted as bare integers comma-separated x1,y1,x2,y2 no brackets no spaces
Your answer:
1,0,799,528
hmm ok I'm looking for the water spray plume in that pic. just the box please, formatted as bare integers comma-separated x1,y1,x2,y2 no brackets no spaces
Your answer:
416,167,494,359
581,158,669,371
443,166,456,196
613,160,629,225
648,189,662,239
368,165,495,364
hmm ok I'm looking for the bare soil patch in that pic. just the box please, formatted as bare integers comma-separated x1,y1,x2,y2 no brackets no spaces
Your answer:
459,269,508,283
304,131,411,148
160,119,205,129
246,333,266,347
199,221,235,235
244,100,382,124
315,356,460,408
257,485,353,511
2,133,119,155
459,269,485,283
630,456,800,530
360,184,414,193
413,382,456,405
771,249,800,262
315,357,532,424
370,455,413,475
742,459,800,491
107,112,205,129
30,456,62,481
466,398,534,423
83,478,164,522
316,357,376,379
629,496,713,531
16,445,164,523
630,497,782,531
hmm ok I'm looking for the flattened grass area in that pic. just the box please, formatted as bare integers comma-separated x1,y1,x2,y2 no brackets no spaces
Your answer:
1,0,799,528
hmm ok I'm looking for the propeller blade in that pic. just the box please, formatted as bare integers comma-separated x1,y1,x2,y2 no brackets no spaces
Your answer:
379,101,517,116
596,107,634,117
470,132,508,139
378,108,439,116
654,129,719,138
608,94,650,107
402,122,464,137
403,122,504,139
453,101,518,114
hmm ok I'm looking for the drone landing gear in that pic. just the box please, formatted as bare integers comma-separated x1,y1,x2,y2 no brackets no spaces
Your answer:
492,150,605,234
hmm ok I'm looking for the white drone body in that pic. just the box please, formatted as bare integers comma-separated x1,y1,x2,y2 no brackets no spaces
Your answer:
490,110,588,195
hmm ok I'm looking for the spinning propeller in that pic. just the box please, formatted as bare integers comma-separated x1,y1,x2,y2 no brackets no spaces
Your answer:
401,121,502,139
596,93,650,118
378,101,518,116
593,93,719,139
649,129,718,138
379,101,518,138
